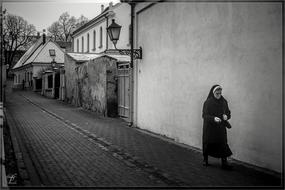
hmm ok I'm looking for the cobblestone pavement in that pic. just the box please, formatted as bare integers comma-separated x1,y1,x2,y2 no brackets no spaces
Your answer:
5,84,283,188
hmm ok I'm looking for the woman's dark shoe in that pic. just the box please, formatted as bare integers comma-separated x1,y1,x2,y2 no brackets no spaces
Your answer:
203,160,209,166
203,155,209,166
203,159,211,166
221,158,233,170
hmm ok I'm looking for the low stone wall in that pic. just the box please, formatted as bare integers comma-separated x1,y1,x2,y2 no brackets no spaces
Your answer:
65,55,118,117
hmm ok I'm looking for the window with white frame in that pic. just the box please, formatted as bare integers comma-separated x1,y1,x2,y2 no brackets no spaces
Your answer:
77,39,79,52
93,30,96,50
99,27,103,48
87,33,90,52
82,36,84,52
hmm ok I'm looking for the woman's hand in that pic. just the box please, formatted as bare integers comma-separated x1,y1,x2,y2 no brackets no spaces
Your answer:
223,114,228,121
214,117,222,123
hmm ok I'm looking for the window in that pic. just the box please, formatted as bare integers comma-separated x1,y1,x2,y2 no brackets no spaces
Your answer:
77,39,79,52
82,36,84,52
87,33,90,52
93,30,96,50
48,75,53,88
49,49,55,56
99,27,103,48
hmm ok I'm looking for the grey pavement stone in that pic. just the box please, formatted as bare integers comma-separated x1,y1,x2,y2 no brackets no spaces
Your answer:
5,82,283,188
6,89,166,187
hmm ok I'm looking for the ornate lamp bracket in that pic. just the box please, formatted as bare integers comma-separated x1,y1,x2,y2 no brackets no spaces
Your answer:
104,47,142,60
117,47,142,60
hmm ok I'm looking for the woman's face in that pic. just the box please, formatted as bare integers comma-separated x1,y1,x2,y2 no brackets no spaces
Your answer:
213,89,222,99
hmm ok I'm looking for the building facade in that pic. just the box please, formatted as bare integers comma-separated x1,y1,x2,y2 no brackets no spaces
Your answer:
130,1,282,173
72,2,131,53
65,2,131,118
12,35,65,99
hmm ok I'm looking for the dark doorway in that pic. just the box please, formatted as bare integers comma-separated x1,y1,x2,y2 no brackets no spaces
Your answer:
35,78,42,91
54,73,60,99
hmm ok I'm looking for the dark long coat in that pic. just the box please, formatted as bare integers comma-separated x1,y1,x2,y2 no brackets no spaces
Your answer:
202,94,232,158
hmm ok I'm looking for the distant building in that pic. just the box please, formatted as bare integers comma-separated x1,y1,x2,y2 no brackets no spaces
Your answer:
12,34,65,100
72,2,131,53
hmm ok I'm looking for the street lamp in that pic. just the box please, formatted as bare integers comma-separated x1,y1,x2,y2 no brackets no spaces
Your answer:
107,19,121,49
106,19,142,60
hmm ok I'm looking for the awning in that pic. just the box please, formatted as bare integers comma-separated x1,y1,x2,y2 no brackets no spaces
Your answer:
67,53,130,63
67,53,102,62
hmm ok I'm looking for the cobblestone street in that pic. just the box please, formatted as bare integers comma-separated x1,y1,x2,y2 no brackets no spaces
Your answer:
4,81,282,188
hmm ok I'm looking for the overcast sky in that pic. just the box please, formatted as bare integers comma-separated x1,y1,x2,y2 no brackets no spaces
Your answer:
2,0,120,32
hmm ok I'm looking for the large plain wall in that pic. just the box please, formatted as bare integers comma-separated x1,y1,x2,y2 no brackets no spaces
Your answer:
134,2,282,172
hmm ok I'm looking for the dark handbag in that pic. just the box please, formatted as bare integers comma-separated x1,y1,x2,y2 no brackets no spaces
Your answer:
224,120,232,129
222,102,232,129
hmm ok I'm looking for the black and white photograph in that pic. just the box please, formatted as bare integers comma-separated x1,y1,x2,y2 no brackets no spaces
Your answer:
0,0,283,189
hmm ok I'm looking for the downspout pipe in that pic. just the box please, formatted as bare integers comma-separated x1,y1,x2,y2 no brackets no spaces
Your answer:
130,3,134,69
0,4,3,102
128,2,135,127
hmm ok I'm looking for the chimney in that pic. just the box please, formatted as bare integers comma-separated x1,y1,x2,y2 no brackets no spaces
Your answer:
101,4,104,13
109,2,113,11
42,29,46,44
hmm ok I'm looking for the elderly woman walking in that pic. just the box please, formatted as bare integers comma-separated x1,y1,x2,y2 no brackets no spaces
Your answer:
202,85,233,170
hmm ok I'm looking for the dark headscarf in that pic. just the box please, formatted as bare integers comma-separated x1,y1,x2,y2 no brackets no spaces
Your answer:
206,84,224,100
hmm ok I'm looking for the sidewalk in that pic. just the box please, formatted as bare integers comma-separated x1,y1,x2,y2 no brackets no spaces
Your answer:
5,83,283,188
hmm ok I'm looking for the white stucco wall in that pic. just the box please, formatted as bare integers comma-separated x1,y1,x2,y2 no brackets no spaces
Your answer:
73,19,107,53
13,71,24,85
134,2,282,172
13,66,33,88
32,65,51,78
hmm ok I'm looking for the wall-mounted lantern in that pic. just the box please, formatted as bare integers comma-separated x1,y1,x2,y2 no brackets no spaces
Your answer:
49,49,57,68
106,19,142,60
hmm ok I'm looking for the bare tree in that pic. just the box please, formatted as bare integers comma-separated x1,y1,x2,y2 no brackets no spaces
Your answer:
58,12,76,42
76,14,89,28
48,12,88,42
3,13,37,69
47,21,63,41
